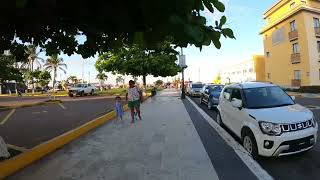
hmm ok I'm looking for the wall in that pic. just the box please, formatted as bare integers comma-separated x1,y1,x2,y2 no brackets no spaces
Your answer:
304,11,320,85
263,11,311,87
253,55,266,81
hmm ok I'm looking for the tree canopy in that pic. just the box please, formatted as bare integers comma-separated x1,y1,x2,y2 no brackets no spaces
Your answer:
1,0,234,59
95,42,181,86
0,54,23,82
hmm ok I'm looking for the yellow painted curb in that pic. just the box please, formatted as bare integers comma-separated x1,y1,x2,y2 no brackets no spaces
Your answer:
0,109,117,179
0,95,151,179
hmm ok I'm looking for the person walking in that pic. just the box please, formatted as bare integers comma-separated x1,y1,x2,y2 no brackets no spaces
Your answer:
115,96,124,122
126,80,142,123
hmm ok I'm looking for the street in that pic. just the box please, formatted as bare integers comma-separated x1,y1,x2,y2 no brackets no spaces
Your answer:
0,97,123,150
189,96,320,180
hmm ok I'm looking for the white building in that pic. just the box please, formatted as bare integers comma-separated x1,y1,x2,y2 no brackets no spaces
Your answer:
220,55,265,84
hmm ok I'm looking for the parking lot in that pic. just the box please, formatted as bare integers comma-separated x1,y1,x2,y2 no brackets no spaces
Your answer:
189,96,320,180
0,97,123,152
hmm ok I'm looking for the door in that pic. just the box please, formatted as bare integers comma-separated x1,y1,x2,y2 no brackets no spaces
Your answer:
203,87,210,103
219,88,233,128
228,89,246,137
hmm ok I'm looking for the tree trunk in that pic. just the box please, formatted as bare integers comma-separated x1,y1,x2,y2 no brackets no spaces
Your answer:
53,68,56,93
100,80,103,91
142,75,147,89
31,60,35,94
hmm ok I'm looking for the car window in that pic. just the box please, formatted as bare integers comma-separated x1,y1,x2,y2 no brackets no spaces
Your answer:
192,84,203,88
223,88,232,101
230,89,242,100
243,86,294,109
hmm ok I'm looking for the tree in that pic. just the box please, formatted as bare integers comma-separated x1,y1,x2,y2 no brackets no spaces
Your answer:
155,80,164,87
95,42,181,88
213,74,221,84
38,71,52,87
0,54,23,83
0,0,234,59
20,45,44,93
44,54,67,92
67,76,78,84
116,76,125,86
96,72,108,91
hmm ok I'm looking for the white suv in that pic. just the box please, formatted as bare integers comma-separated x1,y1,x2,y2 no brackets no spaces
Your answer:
217,82,318,158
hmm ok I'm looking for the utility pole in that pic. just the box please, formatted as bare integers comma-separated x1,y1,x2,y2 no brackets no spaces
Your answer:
198,68,200,82
82,60,84,83
179,48,187,99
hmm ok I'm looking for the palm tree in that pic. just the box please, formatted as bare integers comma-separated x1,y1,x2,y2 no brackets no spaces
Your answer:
44,54,67,92
21,45,44,93
68,76,78,84
116,75,125,86
96,73,108,91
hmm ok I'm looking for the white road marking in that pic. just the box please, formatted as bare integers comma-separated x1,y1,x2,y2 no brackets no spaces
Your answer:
58,103,66,110
6,144,28,152
0,109,16,125
186,96,273,180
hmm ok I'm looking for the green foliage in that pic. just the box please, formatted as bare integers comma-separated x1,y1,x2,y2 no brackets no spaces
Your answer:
67,76,78,84
0,0,233,58
96,73,108,81
38,71,51,87
155,80,164,87
95,42,181,86
0,54,23,82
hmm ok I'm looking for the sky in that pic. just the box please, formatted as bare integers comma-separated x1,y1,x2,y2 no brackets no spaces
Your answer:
38,0,278,85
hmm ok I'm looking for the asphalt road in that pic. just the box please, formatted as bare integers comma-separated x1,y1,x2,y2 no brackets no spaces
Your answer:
189,96,320,180
0,98,123,149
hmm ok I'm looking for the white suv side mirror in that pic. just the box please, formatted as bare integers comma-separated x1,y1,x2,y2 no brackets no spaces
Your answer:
231,98,242,109
291,96,296,100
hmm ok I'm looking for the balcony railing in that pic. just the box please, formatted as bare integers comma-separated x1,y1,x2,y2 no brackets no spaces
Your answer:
315,27,320,37
291,79,301,87
289,31,298,41
291,53,301,64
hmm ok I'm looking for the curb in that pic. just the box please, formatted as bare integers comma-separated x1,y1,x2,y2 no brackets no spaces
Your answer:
0,100,62,111
0,95,150,179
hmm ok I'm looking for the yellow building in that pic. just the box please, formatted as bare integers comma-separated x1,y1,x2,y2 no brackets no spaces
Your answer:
220,55,265,84
261,0,320,88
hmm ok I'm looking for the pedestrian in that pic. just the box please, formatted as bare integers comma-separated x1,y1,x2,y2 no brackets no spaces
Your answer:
115,96,124,121
126,80,142,123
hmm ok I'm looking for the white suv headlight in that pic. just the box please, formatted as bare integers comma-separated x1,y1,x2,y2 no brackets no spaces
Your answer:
259,122,282,136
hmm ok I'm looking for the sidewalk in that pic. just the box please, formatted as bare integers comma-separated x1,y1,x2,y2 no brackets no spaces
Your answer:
9,89,219,180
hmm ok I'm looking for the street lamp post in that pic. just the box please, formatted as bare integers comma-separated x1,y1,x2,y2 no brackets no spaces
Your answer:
179,48,187,99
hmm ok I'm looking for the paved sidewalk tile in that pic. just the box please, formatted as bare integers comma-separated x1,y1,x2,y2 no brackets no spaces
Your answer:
9,89,219,180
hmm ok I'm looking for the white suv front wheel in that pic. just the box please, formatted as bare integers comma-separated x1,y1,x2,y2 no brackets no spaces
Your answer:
241,130,259,159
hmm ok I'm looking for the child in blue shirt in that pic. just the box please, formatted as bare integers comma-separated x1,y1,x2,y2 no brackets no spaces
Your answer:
115,96,124,121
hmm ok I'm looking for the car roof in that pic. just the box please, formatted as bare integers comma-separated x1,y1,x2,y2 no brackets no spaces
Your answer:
226,82,276,89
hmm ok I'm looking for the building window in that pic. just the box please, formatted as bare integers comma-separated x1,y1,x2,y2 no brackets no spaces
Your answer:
294,70,301,80
292,43,300,53
249,68,253,73
267,73,271,79
290,2,296,9
317,41,320,53
314,18,320,28
290,20,297,32
307,72,310,77
319,69,320,80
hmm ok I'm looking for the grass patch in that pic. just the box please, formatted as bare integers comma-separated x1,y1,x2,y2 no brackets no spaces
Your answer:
96,88,127,96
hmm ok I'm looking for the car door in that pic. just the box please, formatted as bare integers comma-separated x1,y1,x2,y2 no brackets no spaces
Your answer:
219,88,233,128
204,87,210,103
228,88,246,137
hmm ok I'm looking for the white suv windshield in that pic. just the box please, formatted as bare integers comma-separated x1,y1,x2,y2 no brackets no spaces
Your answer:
243,86,294,109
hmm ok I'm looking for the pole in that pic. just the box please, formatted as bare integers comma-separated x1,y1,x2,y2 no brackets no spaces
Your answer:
181,47,186,99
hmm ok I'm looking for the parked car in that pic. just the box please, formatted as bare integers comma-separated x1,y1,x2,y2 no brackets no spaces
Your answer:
68,83,96,97
217,82,318,158
200,84,224,109
186,82,203,96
